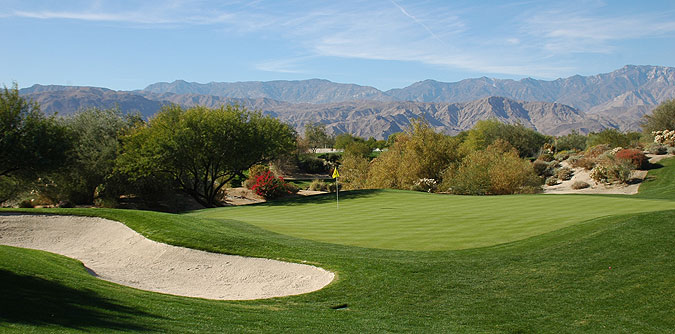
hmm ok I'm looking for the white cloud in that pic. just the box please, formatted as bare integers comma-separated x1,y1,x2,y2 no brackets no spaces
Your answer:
6,1,675,80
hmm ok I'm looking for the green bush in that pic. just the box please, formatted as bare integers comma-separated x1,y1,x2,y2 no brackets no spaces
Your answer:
554,150,577,161
545,176,559,186
298,154,328,174
532,160,552,176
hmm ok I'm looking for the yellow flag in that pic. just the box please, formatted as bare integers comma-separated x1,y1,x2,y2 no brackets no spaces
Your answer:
332,168,339,178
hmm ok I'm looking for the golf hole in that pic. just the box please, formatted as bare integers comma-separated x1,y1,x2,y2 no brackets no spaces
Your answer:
330,303,349,310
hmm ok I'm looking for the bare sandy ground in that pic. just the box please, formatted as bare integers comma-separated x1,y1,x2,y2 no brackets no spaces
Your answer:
0,214,334,300
543,154,671,195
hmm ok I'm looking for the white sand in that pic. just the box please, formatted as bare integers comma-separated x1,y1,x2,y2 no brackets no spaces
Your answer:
0,214,334,300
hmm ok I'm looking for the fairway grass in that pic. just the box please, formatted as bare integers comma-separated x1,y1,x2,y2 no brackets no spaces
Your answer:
190,190,675,250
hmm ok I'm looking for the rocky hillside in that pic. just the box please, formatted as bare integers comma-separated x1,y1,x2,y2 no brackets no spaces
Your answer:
18,65,675,138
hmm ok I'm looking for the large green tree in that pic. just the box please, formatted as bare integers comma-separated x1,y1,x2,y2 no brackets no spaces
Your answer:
460,120,549,158
0,84,69,178
117,104,296,207
51,108,139,203
642,99,675,133
303,122,333,152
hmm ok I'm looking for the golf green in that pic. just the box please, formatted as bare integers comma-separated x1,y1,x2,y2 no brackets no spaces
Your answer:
190,190,675,251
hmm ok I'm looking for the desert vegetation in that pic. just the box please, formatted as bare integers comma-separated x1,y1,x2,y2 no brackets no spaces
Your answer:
3,86,675,209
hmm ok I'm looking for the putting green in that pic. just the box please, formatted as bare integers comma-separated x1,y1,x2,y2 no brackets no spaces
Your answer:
190,190,675,251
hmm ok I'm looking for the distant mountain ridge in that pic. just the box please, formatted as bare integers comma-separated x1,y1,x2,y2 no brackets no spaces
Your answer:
140,65,675,108
18,65,675,138
143,79,395,104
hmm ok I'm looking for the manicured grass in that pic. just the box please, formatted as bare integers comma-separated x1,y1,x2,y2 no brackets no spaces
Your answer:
635,157,675,200
1,157,675,332
2,207,675,333
190,190,675,250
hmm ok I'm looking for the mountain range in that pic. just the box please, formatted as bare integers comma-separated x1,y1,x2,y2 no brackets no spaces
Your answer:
18,65,675,139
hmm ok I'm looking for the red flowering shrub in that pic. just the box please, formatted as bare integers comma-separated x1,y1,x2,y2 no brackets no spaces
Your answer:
251,171,298,199
615,149,648,169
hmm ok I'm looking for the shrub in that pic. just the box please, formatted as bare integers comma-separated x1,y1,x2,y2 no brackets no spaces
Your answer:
652,129,675,146
298,154,328,174
327,182,342,193
590,160,633,184
668,146,675,155
411,178,437,192
245,165,270,189
250,171,298,199
308,179,329,191
18,199,34,208
571,181,590,189
545,176,559,186
555,167,574,181
585,144,612,159
554,150,576,161
647,143,668,155
445,140,541,195
339,153,370,190
537,153,554,162
615,149,649,170
571,157,596,170
532,160,553,176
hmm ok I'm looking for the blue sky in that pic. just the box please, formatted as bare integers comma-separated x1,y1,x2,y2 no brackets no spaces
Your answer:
2,0,675,91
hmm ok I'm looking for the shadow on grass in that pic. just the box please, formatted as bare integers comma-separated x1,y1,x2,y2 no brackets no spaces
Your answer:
260,189,385,207
0,269,160,331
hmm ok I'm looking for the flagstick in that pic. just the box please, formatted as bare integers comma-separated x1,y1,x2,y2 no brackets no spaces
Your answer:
336,176,339,209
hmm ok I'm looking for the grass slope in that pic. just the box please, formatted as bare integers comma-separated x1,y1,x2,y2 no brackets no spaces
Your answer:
191,191,675,250
1,158,674,333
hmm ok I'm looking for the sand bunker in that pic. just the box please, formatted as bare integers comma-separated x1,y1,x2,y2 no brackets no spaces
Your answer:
0,213,334,300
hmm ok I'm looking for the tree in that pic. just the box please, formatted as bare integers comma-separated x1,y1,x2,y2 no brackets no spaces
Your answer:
0,84,69,178
460,120,548,158
555,130,587,151
443,140,541,195
586,129,630,148
117,104,296,207
368,119,462,189
334,133,362,149
51,108,138,203
339,153,370,190
642,99,675,133
304,122,333,152
344,141,372,158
